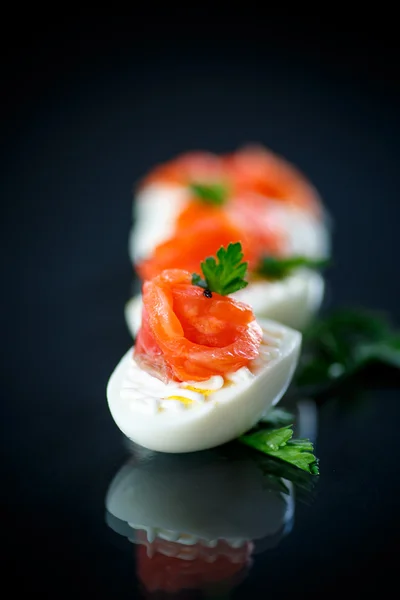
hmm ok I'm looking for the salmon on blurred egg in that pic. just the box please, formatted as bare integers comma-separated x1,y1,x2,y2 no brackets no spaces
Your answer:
126,145,330,334
129,144,330,264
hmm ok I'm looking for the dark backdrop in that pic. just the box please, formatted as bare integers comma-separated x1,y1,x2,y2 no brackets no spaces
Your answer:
2,15,400,599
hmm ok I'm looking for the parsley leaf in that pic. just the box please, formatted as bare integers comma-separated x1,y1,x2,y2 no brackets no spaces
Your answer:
216,442,318,501
295,308,400,393
239,425,319,475
189,182,228,206
192,242,249,296
257,255,330,280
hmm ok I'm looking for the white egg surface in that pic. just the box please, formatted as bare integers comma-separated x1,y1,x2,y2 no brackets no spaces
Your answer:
129,184,186,264
107,318,301,453
232,269,325,330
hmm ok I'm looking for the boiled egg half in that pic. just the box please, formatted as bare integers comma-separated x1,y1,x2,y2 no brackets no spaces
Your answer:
106,318,301,453
129,182,331,265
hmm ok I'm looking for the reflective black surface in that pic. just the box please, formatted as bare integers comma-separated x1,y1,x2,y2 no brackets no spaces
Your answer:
2,20,400,598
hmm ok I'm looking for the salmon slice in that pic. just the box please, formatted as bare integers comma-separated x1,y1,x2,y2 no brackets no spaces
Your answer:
134,269,262,382
223,145,321,215
136,202,286,282
141,151,226,187
136,209,245,282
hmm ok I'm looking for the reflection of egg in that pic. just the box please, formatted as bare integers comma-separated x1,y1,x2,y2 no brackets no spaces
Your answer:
106,319,301,453
105,448,296,594
129,183,330,264
125,268,324,337
105,449,294,551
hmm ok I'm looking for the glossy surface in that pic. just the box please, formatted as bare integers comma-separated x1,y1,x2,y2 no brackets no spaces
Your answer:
3,20,400,598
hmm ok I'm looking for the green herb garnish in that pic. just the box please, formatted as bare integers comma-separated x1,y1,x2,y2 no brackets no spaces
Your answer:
257,255,330,280
295,308,400,393
239,425,319,475
216,439,318,501
189,182,228,206
191,242,248,296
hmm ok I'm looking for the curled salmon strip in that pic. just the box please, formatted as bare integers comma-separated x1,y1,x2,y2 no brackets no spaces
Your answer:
134,269,263,382
223,145,322,215
136,209,244,282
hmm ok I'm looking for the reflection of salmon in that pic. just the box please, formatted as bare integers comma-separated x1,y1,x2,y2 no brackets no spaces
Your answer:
136,531,252,594
134,269,262,382
136,201,286,282
140,145,321,215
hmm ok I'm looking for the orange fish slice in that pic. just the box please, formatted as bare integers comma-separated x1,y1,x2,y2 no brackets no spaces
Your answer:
223,145,322,215
141,151,226,187
139,146,321,215
134,269,262,382
136,208,244,282
136,202,285,282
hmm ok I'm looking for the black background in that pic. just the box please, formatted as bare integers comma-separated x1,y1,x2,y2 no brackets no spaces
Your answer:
2,14,400,598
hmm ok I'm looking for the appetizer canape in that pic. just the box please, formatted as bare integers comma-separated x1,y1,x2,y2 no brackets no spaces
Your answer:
129,144,330,265
105,442,296,595
107,244,301,453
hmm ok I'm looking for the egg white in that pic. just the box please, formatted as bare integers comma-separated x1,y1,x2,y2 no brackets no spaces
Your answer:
129,183,331,263
129,184,187,264
232,268,325,330
124,268,324,339
106,319,301,453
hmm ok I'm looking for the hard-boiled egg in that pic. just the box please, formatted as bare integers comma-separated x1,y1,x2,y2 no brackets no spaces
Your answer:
129,183,187,264
129,183,330,264
124,268,324,337
232,268,325,330
106,318,301,453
